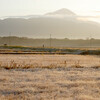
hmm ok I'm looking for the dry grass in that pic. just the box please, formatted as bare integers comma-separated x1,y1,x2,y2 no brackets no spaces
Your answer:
0,54,100,100
0,54,100,69
0,67,100,100
92,65,100,69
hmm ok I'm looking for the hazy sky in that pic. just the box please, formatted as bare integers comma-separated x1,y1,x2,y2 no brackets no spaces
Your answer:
0,0,100,17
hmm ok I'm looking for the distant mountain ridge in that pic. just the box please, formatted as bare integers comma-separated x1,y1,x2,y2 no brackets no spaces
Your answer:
0,8,100,39
0,8,76,19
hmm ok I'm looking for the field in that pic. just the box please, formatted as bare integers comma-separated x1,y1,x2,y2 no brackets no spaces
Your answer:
0,54,100,100
1,46,100,55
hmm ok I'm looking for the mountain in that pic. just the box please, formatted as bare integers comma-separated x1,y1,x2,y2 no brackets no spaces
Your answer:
0,15,43,20
0,8,100,39
45,8,76,16
0,8,76,19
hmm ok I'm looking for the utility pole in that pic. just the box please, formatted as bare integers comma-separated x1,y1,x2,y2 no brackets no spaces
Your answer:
9,33,11,46
90,34,92,48
49,34,52,53
50,34,51,48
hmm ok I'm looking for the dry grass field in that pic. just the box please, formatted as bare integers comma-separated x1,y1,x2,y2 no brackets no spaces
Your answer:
0,54,100,100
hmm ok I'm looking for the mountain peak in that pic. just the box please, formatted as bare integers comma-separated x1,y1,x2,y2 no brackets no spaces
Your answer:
45,8,76,16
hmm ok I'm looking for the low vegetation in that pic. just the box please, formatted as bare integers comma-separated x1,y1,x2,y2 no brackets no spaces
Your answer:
0,54,100,100
1,46,100,55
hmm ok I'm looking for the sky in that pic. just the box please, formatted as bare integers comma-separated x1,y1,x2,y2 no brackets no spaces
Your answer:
0,0,100,23
0,0,100,38
0,0,100,16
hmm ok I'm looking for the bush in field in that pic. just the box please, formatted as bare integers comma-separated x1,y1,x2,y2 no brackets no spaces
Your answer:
71,60,84,68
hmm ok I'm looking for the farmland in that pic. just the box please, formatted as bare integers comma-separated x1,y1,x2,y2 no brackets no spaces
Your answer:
1,46,100,55
0,54,100,100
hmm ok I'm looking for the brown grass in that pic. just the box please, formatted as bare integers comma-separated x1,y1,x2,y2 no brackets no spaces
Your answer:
92,65,100,69
0,60,84,69
0,54,100,100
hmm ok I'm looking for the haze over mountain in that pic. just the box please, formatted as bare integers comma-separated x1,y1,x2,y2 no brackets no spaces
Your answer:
45,8,76,16
0,8,100,39
0,8,76,19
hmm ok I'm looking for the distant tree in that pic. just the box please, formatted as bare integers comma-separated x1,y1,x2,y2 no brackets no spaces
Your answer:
4,44,7,46
64,38,69,40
